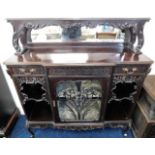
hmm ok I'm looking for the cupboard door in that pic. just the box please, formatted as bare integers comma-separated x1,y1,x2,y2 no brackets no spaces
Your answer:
49,78,110,123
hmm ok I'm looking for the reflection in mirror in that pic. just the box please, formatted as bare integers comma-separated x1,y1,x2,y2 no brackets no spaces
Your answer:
31,26,62,42
30,25,125,43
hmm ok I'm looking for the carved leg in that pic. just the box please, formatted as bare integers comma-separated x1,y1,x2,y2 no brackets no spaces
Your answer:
123,28,132,51
130,27,137,50
135,23,144,54
28,127,35,138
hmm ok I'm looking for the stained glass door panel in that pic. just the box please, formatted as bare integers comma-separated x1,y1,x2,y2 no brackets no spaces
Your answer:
56,80,103,122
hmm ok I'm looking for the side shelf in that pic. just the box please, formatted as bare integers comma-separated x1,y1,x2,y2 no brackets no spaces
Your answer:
105,99,135,120
24,99,53,121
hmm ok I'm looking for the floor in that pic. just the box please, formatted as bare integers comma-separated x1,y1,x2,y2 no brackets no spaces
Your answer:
9,116,134,138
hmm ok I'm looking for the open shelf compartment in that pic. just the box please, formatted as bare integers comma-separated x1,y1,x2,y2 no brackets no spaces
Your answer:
23,99,53,121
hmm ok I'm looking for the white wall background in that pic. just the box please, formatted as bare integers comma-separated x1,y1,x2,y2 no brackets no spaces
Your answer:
0,0,155,114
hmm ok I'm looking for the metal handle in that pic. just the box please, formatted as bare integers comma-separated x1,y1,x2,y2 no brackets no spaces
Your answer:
19,68,36,74
122,67,138,74
19,68,26,73
29,68,36,73
132,67,138,72
122,67,129,73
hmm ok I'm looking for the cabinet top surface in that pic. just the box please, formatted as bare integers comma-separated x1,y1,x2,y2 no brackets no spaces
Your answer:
4,50,153,66
7,17,150,21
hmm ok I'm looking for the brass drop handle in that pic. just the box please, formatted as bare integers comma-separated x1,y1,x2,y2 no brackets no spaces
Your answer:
122,67,129,73
19,68,36,75
19,68,26,73
29,68,36,73
122,67,138,74
132,67,138,72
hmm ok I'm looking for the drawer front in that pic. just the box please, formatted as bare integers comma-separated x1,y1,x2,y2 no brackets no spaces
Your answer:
48,66,112,77
9,66,45,75
114,65,150,75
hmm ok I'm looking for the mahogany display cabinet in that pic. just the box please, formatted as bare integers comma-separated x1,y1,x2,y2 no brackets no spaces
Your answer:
4,18,153,137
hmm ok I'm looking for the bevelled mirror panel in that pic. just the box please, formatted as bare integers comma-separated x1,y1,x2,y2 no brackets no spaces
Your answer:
30,25,125,43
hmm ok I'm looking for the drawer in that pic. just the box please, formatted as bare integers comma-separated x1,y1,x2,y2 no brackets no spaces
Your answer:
48,66,112,77
114,65,150,75
10,66,45,75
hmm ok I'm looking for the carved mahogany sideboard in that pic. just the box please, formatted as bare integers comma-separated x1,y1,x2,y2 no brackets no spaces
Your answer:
4,18,153,137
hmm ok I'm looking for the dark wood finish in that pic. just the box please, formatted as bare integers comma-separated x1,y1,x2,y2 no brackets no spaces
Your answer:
4,18,153,131
4,51,152,129
4,51,153,66
0,65,19,137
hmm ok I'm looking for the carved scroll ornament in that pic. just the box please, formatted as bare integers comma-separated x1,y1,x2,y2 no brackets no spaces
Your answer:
9,18,150,55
